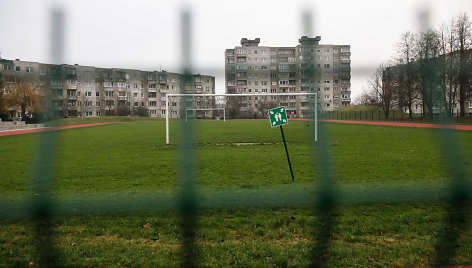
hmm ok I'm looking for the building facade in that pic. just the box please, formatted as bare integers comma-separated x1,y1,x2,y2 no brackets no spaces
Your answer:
225,37,351,117
0,58,215,119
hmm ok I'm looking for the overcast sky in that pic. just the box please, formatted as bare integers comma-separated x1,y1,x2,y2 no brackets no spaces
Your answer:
1,0,471,99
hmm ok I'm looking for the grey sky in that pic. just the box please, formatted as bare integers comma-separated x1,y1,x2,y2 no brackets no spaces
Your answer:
1,0,471,99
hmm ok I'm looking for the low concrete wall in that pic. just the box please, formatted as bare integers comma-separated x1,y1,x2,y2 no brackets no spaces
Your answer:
0,122,44,131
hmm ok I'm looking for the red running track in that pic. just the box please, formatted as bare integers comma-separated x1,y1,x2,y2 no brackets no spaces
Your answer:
1,119,471,137
318,119,472,131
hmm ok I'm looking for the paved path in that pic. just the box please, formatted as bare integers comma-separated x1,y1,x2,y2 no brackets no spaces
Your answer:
1,119,471,137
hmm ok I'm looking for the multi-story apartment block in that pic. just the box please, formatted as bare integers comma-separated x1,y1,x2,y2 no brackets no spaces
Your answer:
225,37,351,117
0,58,215,119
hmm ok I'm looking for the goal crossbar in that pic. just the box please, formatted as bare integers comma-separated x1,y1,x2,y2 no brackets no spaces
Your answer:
165,93,318,144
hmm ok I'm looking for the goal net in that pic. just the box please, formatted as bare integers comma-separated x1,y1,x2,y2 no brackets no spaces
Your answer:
165,93,318,144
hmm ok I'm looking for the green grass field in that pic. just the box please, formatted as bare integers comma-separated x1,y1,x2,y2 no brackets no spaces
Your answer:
1,118,471,267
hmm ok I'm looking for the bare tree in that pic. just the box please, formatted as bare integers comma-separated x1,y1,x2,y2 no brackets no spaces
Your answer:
370,64,394,119
396,31,418,120
225,96,242,119
354,86,379,106
438,21,460,117
455,13,472,117
415,29,442,119
255,99,277,119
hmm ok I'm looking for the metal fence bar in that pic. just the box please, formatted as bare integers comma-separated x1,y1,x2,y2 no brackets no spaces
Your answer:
29,7,64,267
178,9,199,267
2,4,472,267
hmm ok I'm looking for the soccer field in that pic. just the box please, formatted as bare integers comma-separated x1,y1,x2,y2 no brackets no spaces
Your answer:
1,119,471,266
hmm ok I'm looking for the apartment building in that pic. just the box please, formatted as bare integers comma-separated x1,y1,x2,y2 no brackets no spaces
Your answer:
0,58,215,119
225,37,351,117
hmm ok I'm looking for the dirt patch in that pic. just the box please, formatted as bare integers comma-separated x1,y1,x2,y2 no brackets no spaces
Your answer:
213,142,280,146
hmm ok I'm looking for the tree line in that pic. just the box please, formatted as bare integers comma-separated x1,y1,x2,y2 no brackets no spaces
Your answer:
357,12,471,121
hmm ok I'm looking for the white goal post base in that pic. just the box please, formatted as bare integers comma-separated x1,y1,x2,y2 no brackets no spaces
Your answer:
165,93,318,144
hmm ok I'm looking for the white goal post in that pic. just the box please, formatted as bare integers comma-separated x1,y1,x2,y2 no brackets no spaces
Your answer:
165,93,318,144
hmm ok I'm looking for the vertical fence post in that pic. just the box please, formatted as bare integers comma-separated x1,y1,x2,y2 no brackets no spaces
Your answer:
179,9,199,267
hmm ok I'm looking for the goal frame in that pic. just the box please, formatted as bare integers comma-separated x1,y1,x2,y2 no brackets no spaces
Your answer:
165,93,318,144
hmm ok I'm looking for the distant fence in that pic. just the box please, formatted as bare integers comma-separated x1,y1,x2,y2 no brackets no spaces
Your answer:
321,110,472,123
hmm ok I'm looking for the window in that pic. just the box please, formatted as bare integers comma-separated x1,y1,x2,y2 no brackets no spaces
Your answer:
133,93,138,98
341,55,350,60
96,92,100,97
325,80,330,84
237,48,246,54
85,111,93,117
96,101,101,107
85,91,92,97
26,67,34,73
149,101,157,106
148,92,157,98
334,80,339,84
86,101,93,107
469,102,472,108
15,66,21,72
324,95,330,99
105,91,114,97
104,81,114,88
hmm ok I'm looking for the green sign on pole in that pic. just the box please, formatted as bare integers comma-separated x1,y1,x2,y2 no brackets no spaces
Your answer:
268,106,294,182
268,106,288,127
